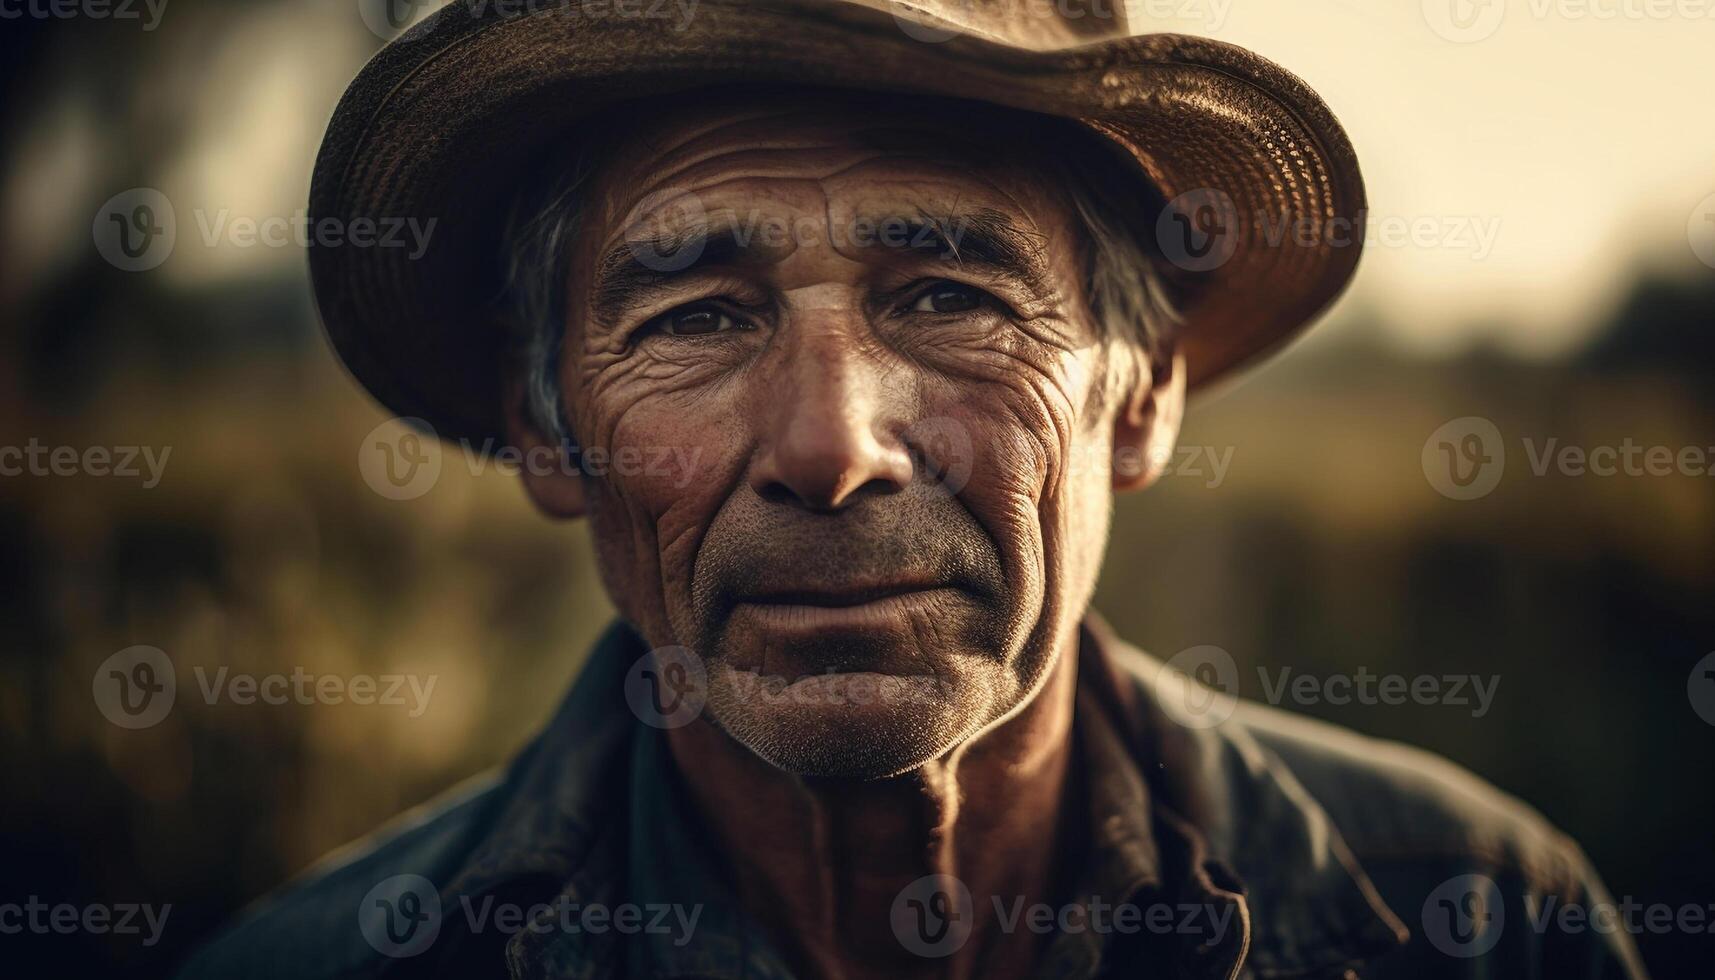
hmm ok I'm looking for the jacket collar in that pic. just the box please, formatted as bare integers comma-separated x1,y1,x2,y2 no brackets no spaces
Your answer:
434,616,1407,978
1077,615,1409,977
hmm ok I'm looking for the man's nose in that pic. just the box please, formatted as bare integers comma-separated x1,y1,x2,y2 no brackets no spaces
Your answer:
749,335,914,511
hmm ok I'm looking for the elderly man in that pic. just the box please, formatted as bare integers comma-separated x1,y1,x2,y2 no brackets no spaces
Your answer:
181,1,1645,978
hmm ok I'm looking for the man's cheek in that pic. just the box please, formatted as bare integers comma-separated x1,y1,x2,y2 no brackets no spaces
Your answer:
956,422,1045,566
582,481,703,645
967,393,1064,502
604,414,734,508
602,415,741,568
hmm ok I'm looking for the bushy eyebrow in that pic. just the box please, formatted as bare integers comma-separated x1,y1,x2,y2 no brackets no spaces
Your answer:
859,208,1046,272
587,205,1054,322
590,224,782,322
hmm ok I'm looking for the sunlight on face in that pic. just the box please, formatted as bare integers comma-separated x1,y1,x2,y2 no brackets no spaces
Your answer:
552,92,1145,777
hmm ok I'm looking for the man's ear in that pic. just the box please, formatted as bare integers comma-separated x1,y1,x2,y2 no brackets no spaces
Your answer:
502,374,587,519
1111,344,1187,492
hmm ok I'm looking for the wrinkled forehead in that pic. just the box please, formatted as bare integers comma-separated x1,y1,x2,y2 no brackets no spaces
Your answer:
582,87,1078,234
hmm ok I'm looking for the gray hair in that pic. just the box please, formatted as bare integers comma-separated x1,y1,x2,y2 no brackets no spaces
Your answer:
499,122,1180,445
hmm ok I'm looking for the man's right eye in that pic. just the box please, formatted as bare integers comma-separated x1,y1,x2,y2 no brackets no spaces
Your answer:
647,304,750,338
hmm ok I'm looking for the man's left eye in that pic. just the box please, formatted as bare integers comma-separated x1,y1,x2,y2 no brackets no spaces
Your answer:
648,304,747,337
910,282,986,314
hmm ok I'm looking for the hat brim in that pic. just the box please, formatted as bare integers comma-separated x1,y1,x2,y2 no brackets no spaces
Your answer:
310,0,1366,446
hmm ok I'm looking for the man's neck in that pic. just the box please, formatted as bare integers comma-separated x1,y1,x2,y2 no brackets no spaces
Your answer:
665,641,1081,980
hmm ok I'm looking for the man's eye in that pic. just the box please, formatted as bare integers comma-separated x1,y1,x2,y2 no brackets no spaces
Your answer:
910,282,986,314
649,305,747,337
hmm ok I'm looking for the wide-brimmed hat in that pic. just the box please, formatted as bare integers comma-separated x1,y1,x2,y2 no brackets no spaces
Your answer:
310,0,1366,446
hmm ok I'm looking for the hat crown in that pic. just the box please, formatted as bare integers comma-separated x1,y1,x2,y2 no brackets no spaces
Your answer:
312,0,1364,444
880,0,1129,49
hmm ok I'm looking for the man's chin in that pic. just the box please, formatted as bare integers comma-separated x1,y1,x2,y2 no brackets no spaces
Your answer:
702,664,987,780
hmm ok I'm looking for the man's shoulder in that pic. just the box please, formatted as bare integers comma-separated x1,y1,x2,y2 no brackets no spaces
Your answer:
1228,697,1588,889
1101,640,1590,892
1213,695,1646,976
174,772,504,980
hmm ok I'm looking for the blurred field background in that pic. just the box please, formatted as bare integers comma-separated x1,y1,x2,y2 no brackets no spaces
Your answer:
2,0,1713,976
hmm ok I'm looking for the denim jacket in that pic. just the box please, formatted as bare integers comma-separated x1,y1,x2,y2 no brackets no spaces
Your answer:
177,617,1648,979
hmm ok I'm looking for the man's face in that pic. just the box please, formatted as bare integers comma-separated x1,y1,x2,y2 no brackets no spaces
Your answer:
514,91,1182,778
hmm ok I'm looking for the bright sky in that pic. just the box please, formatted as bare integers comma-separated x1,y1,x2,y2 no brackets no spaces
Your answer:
1135,0,1715,356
